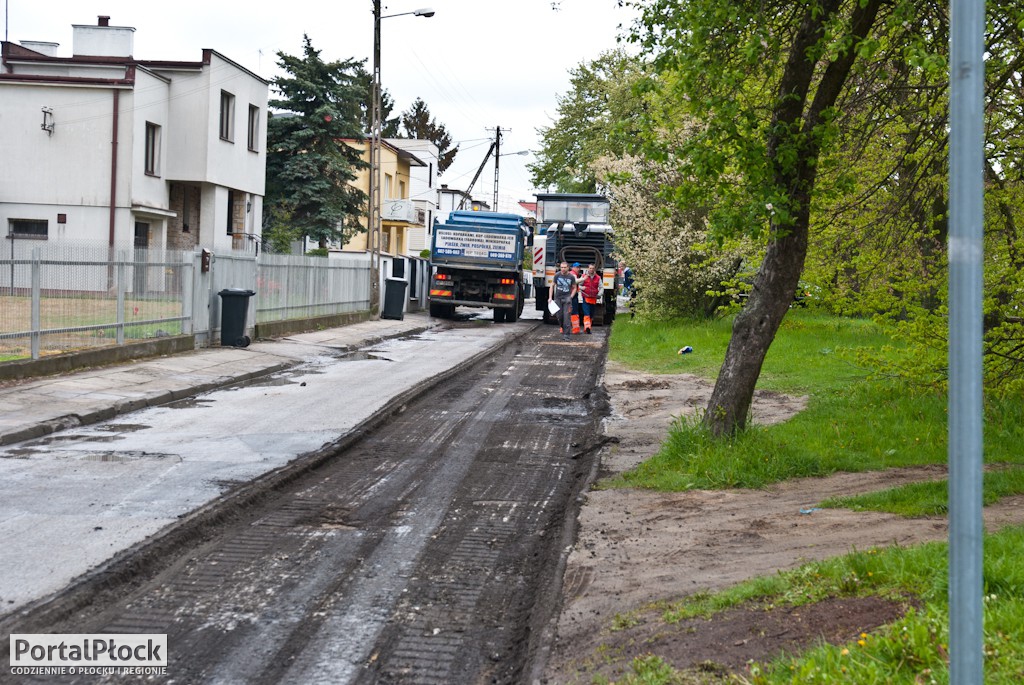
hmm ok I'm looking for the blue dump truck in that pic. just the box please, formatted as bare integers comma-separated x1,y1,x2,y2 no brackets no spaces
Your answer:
428,210,530,322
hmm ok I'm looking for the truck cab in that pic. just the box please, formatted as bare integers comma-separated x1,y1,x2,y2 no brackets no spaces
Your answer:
533,194,617,325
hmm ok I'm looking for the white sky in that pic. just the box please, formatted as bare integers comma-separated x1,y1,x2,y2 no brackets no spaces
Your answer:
4,0,638,213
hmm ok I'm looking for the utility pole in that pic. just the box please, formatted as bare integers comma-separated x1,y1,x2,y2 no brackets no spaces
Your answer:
491,126,502,211
369,0,382,315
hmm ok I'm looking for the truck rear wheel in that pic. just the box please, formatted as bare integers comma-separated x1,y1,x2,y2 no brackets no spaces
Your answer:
604,291,617,324
506,287,523,323
430,302,454,319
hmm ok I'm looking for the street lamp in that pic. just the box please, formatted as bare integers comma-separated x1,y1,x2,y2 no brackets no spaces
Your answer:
493,149,529,213
370,3,434,315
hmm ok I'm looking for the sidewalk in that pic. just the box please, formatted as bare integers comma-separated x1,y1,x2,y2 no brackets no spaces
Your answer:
0,313,437,447
0,311,538,616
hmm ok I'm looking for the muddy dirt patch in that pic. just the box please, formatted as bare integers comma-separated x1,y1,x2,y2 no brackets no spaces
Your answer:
542,361,1024,683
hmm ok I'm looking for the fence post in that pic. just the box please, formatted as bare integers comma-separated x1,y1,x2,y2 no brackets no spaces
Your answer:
116,250,127,345
30,247,41,360
182,252,194,335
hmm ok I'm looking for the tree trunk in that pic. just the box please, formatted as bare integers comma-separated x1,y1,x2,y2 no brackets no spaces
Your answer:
705,224,810,435
704,0,883,436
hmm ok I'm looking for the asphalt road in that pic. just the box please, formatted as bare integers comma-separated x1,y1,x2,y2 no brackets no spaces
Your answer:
3,320,609,685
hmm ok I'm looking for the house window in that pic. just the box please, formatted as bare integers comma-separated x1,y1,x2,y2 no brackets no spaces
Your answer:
247,105,259,152
220,90,235,141
145,122,161,176
399,180,406,199
384,174,393,200
9,219,48,239
428,163,433,188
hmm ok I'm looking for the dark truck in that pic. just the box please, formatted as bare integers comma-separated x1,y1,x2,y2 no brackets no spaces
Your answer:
533,193,617,325
428,210,530,322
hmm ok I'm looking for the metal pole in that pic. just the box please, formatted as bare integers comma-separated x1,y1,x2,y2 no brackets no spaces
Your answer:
492,126,502,211
948,0,985,682
370,0,382,313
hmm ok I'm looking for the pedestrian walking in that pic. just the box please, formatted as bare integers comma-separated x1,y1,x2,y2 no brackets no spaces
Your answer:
618,260,633,297
550,262,578,341
569,263,583,334
579,263,602,333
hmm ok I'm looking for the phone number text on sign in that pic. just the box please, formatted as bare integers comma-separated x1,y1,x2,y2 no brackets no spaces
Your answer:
435,230,516,260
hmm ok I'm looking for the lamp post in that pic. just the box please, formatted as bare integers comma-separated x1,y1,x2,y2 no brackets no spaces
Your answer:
493,149,528,213
370,2,434,315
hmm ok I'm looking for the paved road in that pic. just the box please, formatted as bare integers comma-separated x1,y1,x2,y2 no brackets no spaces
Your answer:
1,322,609,684
0,313,526,613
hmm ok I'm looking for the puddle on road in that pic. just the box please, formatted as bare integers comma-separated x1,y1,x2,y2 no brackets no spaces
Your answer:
81,451,178,462
245,375,306,388
93,423,150,433
339,350,390,362
14,433,127,448
1,449,176,462
165,397,216,409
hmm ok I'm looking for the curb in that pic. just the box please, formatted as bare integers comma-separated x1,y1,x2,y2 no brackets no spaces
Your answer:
0,361,297,447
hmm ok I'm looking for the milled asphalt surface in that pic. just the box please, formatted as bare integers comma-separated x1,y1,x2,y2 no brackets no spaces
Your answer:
0,311,536,616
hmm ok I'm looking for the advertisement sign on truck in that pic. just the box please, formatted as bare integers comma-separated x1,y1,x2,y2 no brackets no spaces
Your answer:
428,211,530,323
433,228,518,263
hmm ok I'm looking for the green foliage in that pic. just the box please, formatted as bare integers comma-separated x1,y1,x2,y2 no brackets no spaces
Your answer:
304,248,328,257
823,466,1024,518
265,35,369,250
399,97,459,174
618,0,1024,426
608,528,1024,683
529,49,649,193
745,528,1024,683
605,310,1024,492
261,205,301,254
378,89,400,137
596,155,757,319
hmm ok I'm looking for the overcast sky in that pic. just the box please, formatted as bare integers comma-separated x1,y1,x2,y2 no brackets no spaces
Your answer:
4,0,638,213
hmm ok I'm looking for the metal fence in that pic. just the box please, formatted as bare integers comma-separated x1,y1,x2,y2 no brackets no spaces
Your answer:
255,252,370,323
0,241,374,362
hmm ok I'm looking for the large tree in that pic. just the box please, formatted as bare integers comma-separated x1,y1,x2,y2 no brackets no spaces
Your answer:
632,0,912,435
265,36,369,249
530,49,648,193
399,97,459,173
626,0,1024,430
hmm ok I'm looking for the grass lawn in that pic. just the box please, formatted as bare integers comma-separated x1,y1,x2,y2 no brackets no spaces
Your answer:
602,308,1024,683
605,309,1024,496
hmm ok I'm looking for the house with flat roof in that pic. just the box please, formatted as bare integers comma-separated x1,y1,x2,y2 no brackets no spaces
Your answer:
0,16,268,255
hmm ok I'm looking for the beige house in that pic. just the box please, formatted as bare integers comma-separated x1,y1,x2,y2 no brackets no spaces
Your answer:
338,139,426,256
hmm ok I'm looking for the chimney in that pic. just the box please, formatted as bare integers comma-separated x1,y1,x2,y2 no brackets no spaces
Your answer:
18,41,60,57
72,18,135,58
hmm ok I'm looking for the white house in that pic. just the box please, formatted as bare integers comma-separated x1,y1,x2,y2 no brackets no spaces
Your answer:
386,138,438,256
438,185,489,215
0,16,268,255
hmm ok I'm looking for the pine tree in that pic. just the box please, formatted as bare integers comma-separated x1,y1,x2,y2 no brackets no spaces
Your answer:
265,35,369,250
400,98,459,173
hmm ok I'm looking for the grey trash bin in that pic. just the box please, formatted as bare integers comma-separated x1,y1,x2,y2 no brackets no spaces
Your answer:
218,288,255,347
382,277,408,320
